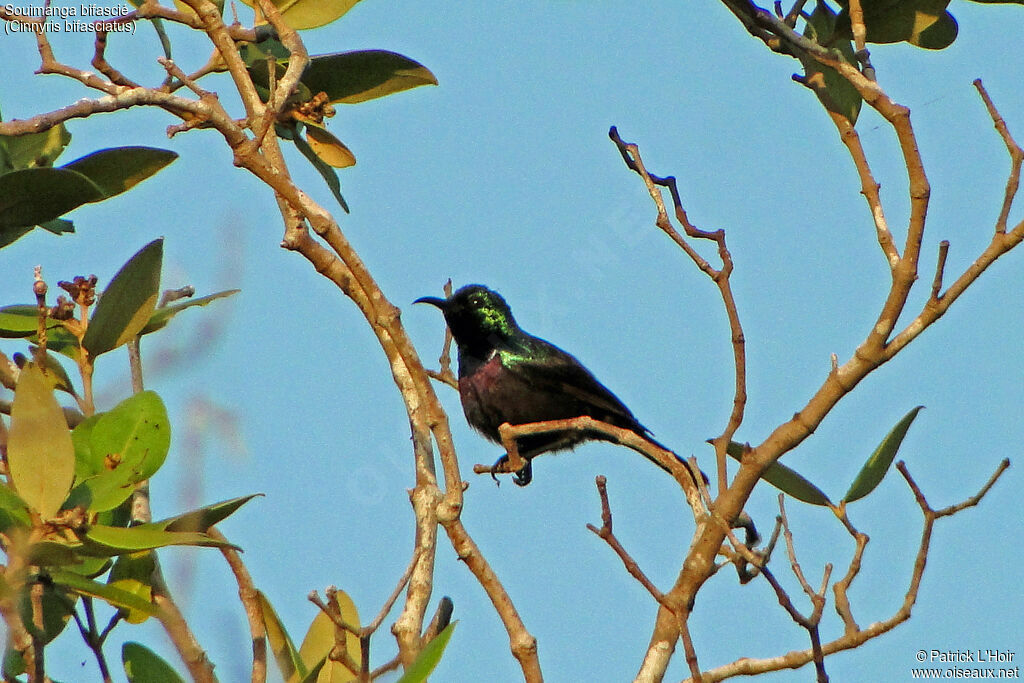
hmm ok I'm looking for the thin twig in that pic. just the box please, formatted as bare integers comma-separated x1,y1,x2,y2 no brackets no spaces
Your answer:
585,476,665,603
608,126,746,495
365,547,424,635
930,240,950,300
973,79,1023,236
828,113,900,267
679,617,704,683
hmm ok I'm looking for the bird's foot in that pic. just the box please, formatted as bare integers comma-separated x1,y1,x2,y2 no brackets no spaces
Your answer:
491,454,533,487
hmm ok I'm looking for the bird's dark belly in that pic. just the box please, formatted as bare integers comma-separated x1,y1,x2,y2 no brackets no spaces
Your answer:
459,354,608,455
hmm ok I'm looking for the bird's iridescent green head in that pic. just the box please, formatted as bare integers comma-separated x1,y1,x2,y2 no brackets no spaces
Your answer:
414,284,521,352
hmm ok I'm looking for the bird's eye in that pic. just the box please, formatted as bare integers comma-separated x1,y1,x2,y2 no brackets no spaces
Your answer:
469,296,483,307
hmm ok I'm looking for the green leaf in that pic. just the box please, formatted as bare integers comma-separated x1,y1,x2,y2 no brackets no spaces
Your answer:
291,126,349,213
38,218,75,235
123,642,185,683
71,414,102,480
259,591,307,682
0,305,67,338
724,441,832,506
87,390,170,480
82,239,163,357
302,50,438,105
3,645,25,678
0,484,31,528
237,0,362,30
19,582,76,645
243,52,314,105
0,167,104,229
73,391,170,512
303,124,356,169
0,309,82,359
50,568,159,617
80,524,240,556
1,124,71,169
0,223,35,249
25,540,84,567
843,406,924,503
7,364,75,518
62,555,113,580
396,622,457,683
61,147,178,198
801,1,862,124
156,494,261,533
139,289,240,336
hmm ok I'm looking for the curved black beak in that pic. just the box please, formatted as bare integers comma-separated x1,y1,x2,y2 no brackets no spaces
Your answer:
413,296,448,309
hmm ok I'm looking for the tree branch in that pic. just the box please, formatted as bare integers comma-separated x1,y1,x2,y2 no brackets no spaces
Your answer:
685,459,1008,682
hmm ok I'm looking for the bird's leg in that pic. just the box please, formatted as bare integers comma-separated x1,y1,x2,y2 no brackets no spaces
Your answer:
497,422,528,473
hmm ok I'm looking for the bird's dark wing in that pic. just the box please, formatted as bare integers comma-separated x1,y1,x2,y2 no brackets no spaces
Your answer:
503,335,653,437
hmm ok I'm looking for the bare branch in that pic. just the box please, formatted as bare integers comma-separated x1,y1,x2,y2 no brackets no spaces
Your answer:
930,240,950,301
474,416,702,508
209,528,266,683
973,80,1023,235
690,458,1008,682
608,126,746,496
153,590,217,683
586,476,666,603
828,113,899,267
365,547,423,636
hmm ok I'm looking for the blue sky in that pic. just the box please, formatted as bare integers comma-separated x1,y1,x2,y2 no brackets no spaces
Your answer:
2,1,1022,681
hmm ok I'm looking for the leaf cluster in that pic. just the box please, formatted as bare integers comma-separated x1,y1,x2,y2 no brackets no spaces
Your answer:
0,118,177,250
0,241,246,680
794,0,1022,124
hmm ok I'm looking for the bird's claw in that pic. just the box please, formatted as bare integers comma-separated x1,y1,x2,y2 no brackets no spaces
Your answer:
512,460,532,486
491,454,533,487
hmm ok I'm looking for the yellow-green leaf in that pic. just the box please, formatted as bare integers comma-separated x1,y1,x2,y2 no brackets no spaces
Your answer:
110,551,157,624
81,524,239,556
7,364,75,518
260,591,307,682
843,406,924,503
139,289,240,336
50,569,159,617
304,124,356,169
318,660,356,683
396,622,457,683
302,50,438,105
290,591,361,683
238,0,361,30
723,440,832,506
2,123,71,169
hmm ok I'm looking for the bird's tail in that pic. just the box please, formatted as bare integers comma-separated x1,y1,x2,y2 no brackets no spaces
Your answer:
643,438,760,547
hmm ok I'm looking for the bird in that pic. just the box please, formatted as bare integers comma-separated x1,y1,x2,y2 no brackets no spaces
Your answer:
414,284,695,487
